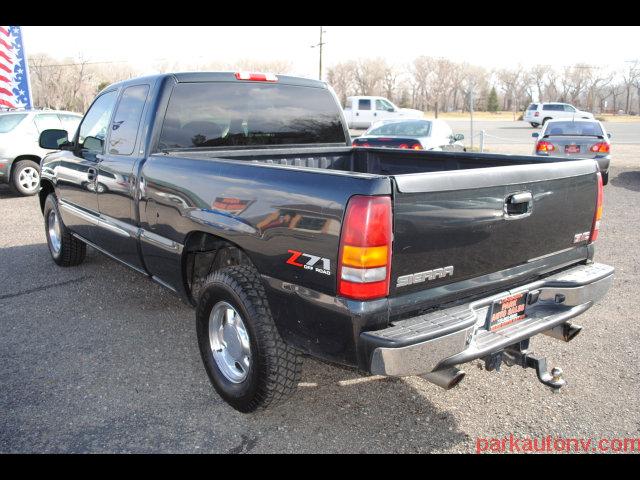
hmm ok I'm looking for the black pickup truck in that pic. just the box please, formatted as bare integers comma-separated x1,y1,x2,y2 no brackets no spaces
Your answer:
38,72,613,412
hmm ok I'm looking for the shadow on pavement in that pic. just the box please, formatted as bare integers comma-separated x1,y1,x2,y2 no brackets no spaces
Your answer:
0,242,467,453
609,170,640,192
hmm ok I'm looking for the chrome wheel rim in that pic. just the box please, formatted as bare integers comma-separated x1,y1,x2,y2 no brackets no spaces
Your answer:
47,209,61,255
209,301,251,383
19,166,39,192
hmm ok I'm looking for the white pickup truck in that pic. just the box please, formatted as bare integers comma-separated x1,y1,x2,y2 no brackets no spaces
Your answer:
343,96,424,129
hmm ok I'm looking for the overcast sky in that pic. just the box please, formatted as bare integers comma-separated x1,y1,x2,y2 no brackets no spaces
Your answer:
22,26,640,77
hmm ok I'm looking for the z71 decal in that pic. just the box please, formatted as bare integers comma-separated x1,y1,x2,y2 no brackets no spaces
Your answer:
286,250,331,276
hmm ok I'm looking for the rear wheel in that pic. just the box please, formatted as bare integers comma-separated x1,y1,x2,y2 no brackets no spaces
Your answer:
530,122,540,128
43,194,86,266
10,160,40,196
196,265,302,413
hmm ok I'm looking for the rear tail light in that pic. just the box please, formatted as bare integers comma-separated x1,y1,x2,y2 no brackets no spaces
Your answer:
338,196,392,300
234,72,278,82
589,172,604,243
398,142,422,150
353,141,370,147
536,140,555,153
589,142,610,153
534,112,540,117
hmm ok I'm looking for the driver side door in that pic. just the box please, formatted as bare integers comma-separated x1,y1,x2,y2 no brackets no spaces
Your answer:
55,90,118,244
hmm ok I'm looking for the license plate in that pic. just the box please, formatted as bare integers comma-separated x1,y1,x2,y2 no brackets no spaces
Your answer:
487,292,527,331
565,145,580,153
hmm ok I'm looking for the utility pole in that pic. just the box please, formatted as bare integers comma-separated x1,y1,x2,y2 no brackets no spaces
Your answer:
311,26,327,81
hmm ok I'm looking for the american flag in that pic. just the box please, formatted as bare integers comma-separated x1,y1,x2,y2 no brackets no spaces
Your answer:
0,25,33,110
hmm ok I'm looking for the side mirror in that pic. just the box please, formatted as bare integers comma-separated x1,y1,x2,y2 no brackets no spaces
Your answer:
607,133,612,139
532,132,539,138
452,133,464,141
39,129,69,149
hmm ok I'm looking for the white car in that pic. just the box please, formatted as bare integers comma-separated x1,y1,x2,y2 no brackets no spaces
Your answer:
352,118,465,151
0,110,82,195
343,96,423,129
524,102,594,128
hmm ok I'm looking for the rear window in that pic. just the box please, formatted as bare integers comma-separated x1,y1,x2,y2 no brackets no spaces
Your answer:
527,104,538,111
158,82,346,150
544,121,603,136
368,120,431,137
358,99,371,111
0,114,27,133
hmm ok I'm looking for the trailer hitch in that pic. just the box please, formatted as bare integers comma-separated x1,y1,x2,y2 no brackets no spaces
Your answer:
502,343,566,392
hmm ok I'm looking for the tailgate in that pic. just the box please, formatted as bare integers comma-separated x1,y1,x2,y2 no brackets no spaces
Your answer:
390,160,598,301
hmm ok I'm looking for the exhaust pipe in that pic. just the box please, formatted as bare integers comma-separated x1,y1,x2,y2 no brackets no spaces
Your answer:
421,367,466,390
543,322,583,342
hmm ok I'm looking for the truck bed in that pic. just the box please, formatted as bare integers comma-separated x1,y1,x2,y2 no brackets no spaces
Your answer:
177,145,576,177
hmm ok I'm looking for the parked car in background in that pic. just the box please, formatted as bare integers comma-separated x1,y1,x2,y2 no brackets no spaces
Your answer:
352,118,465,151
524,102,594,128
0,110,82,195
532,118,611,184
343,96,423,129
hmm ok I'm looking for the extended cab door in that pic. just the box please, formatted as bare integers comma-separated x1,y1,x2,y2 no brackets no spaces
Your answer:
95,83,151,270
55,90,118,244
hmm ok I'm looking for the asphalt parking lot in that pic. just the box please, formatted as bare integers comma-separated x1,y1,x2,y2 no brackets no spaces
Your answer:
1,134,639,453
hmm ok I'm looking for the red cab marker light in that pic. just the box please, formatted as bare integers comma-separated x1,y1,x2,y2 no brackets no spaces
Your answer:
234,72,278,82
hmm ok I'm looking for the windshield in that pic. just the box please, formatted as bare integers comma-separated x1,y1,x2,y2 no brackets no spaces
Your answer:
367,120,431,137
0,114,27,133
158,82,346,149
544,121,603,137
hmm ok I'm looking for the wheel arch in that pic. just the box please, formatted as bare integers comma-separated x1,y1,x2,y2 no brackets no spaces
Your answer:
181,230,258,305
10,155,42,180
38,178,55,213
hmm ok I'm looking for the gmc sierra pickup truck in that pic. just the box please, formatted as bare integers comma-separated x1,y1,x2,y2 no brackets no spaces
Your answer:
37,72,613,413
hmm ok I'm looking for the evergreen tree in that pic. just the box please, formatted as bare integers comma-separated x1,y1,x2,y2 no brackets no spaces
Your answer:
487,87,499,112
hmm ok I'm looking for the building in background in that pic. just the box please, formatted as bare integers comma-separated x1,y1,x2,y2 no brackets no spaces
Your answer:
0,26,33,110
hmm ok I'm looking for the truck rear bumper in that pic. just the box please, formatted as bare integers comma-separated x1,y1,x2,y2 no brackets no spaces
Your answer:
363,262,614,376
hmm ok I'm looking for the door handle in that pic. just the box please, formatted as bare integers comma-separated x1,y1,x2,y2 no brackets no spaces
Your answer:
504,192,533,218
509,192,532,204
87,167,97,181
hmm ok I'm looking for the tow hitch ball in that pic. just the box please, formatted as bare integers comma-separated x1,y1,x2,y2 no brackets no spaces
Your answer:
484,341,567,392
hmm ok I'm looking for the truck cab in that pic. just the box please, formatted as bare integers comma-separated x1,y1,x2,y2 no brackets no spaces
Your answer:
343,96,423,129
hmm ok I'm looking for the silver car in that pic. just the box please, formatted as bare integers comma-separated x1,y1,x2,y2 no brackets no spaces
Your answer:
532,118,611,184
0,110,82,195
352,118,465,151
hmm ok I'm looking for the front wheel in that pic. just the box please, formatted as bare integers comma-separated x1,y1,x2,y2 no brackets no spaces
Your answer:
196,265,302,413
43,194,86,266
10,160,40,196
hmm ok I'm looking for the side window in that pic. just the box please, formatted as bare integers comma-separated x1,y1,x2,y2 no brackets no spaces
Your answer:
359,99,371,111
109,84,149,155
58,114,82,138
380,99,395,111
34,114,62,133
78,90,118,160
564,105,576,112
542,104,555,111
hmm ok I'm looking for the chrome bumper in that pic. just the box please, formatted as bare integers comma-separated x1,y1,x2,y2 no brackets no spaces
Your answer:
366,263,614,377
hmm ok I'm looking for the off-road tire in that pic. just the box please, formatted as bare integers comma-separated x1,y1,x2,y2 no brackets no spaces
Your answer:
196,265,302,413
43,193,86,266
